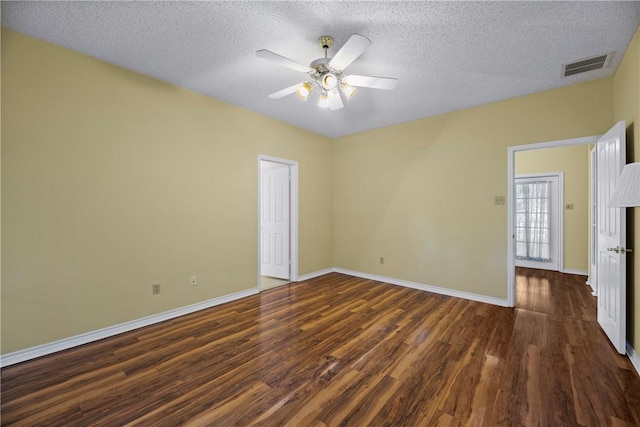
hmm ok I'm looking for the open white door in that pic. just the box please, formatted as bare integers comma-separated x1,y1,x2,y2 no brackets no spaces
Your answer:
261,163,290,279
596,121,626,354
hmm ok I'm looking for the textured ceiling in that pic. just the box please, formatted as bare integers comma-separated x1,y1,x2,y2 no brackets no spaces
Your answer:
2,1,639,138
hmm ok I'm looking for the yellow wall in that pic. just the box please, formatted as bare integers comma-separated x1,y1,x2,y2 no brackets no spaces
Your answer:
3,25,637,357
1,29,333,353
333,79,612,300
613,28,640,351
515,145,590,272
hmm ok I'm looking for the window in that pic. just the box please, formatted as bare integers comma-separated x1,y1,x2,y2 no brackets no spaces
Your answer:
515,181,552,262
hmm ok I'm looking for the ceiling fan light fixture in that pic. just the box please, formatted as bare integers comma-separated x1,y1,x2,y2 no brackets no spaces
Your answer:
257,33,398,111
318,92,330,108
340,81,357,98
322,73,338,89
296,82,312,100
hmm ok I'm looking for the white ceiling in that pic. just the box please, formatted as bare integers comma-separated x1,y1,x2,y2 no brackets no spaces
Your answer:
2,1,639,138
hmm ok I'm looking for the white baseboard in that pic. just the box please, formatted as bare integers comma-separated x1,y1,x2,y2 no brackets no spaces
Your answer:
334,268,510,307
300,268,511,308
562,268,588,276
0,287,259,368
627,342,640,377
0,268,516,367
296,268,336,282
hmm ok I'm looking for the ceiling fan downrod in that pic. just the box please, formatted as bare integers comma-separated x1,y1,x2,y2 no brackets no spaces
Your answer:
317,36,334,59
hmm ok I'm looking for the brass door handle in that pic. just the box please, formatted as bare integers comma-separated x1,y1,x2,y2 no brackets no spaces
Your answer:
607,246,634,254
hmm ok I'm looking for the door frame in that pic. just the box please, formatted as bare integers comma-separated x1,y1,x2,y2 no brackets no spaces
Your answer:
258,155,299,289
507,135,600,307
514,172,564,272
588,146,598,295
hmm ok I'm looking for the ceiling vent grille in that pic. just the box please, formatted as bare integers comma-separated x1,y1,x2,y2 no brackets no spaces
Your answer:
563,53,612,77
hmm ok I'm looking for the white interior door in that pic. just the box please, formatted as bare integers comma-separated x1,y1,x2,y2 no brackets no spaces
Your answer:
261,162,290,279
514,174,561,271
596,121,626,354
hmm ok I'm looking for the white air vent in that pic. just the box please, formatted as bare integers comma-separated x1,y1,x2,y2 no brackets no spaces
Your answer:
562,53,612,77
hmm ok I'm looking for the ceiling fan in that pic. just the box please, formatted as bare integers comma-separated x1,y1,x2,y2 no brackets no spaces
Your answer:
256,34,398,111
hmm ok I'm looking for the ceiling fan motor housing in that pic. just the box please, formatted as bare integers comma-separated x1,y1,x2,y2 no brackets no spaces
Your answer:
309,57,342,92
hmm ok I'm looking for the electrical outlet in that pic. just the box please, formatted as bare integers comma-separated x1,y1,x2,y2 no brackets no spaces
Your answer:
494,196,505,205
190,275,197,287
380,257,384,264
152,283,161,295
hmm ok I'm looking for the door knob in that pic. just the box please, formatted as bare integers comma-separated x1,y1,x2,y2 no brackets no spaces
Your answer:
607,246,634,254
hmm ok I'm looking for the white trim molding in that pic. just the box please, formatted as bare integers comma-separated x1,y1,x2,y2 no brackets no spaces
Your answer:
627,342,640,377
334,268,510,307
0,288,258,368
0,268,516,367
293,268,511,308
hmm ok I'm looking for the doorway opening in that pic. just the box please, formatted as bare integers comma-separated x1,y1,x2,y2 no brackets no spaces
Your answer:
258,155,299,291
507,135,599,307
509,123,628,355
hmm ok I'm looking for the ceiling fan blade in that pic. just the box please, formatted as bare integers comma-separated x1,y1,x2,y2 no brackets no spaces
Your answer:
344,75,398,90
268,83,304,99
328,34,372,71
256,49,313,73
328,91,344,111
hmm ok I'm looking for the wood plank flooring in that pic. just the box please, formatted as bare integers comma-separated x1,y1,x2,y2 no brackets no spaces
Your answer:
2,269,640,426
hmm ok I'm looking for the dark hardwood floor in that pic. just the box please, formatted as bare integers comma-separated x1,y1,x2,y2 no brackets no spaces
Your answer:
2,269,640,426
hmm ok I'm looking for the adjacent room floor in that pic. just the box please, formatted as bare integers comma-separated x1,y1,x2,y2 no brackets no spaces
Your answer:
2,269,639,426
260,276,290,291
